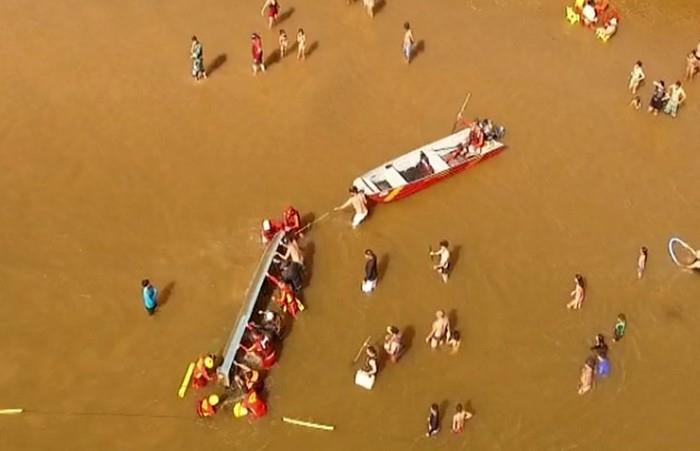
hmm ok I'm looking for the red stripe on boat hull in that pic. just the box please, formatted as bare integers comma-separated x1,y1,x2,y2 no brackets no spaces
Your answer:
368,146,506,204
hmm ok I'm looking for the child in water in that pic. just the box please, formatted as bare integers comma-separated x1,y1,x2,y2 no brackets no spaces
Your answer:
637,246,648,279
566,274,585,310
426,404,440,437
447,330,461,354
613,314,626,342
630,96,641,110
451,403,473,433
296,28,306,60
279,29,288,58
628,61,645,94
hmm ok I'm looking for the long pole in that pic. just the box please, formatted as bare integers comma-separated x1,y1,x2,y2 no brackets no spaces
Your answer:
451,92,472,133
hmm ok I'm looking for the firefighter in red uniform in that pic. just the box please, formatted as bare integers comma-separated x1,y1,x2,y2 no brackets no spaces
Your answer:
196,394,220,418
242,390,268,419
261,219,284,244
240,329,278,369
266,273,304,318
192,354,216,388
282,206,302,234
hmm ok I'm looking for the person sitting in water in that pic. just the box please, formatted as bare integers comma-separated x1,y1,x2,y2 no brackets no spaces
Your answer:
233,362,262,392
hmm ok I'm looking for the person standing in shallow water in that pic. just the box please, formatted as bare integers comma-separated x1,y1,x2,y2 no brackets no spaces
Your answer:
362,249,378,293
251,33,266,75
663,81,687,118
190,36,207,81
141,279,158,315
566,274,585,310
429,240,451,283
426,403,440,437
637,246,648,279
402,22,415,64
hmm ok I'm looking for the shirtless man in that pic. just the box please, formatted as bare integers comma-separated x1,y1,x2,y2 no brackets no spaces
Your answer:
429,240,451,283
335,186,368,229
425,310,451,350
278,233,303,265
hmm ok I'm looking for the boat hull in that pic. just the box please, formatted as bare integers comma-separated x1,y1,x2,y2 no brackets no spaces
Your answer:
367,145,506,203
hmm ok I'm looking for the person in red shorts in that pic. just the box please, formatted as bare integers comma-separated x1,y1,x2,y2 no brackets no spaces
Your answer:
261,0,280,29
251,33,266,75
283,206,301,234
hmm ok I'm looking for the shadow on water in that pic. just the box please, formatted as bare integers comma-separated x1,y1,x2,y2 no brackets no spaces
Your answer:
451,245,462,275
375,0,387,15
378,253,389,282
277,7,295,26
448,308,459,330
266,49,281,67
402,325,415,356
303,241,316,285
413,40,425,61
159,281,175,307
306,41,319,58
207,54,227,75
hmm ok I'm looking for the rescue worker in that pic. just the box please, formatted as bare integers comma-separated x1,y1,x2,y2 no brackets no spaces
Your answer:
267,273,304,318
192,354,217,388
234,389,268,419
233,362,262,392
196,394,220,418
241,329,278,369
261,218,284,244
283,206,302,234
257,309,283,337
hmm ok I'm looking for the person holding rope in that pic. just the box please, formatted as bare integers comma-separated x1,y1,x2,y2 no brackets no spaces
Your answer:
335,186,368,229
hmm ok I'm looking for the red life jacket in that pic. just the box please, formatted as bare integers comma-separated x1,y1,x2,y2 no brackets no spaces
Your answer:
196,399,216,417
243,391,268,418
283,207,301,232
261,219,283,243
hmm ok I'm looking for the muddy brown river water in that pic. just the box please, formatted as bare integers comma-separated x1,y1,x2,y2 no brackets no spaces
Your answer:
1,0,700,450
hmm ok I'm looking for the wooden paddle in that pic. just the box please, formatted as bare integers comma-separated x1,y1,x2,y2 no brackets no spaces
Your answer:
451,92,472,133
352,336,372,364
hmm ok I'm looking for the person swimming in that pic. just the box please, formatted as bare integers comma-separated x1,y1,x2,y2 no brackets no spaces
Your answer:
613,314,626,342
